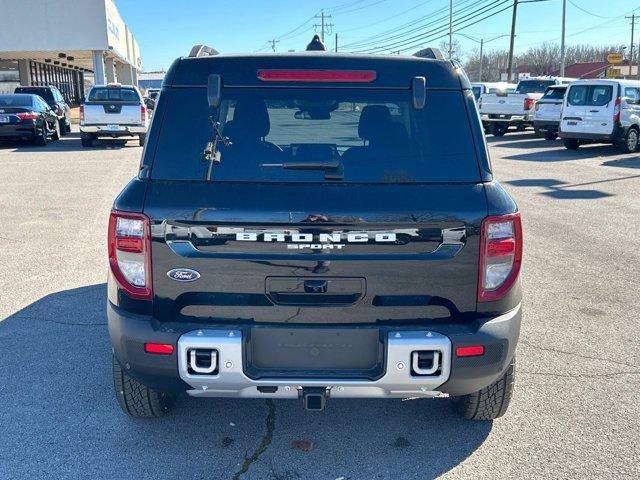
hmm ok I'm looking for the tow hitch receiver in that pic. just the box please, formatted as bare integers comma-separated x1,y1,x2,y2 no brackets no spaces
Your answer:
302,387,328,411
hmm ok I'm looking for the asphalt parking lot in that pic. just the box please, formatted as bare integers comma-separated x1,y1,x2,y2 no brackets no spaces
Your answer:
1,129,639,480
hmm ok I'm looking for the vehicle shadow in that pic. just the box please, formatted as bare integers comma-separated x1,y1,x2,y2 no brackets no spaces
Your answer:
0,131,140,152
0,284,492,480
505,178,614,200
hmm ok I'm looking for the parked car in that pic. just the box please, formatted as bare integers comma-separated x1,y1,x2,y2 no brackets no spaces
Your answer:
559,79,640,153
14,85,71,135
80,83,148,147
480,77,575,136
107,42,523,421
533,85,568,140
0,93,60,145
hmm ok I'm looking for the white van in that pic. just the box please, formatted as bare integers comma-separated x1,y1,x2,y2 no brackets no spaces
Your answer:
559,79,640,152
533,84,568,140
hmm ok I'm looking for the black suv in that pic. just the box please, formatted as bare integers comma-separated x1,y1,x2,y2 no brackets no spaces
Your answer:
108,42,523,421
14,85,71,135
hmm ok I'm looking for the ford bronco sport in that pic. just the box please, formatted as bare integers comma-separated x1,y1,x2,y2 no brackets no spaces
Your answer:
108,41,523,420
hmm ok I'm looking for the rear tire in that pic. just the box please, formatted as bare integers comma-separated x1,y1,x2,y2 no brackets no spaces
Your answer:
81,133,94,148
51,121,60,141
545,131,558,141
451,357,515,421
33,124,48,146
563,138,580,150
138,133,146,147
490,122,508,137
112,355,176,418
58,119,68,136
618,127,639,154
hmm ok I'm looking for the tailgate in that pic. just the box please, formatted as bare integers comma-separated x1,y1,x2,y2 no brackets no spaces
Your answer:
145,181,486,324
535,102,562,121
480,94,525,116
83,102,141,125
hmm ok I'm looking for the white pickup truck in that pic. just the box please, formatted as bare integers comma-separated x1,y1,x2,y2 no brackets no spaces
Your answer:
479,78,574,136
80,84,148,148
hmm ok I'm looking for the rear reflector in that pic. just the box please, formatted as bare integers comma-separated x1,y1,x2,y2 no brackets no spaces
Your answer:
144,343,174,355
456,345,485,357
115,237,143,252
257,69,376,83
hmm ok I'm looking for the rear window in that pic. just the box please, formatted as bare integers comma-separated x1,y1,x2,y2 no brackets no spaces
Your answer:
567,85,613,106
88,87,140,102
15,87,54,103
515,80,556,94
0,95,33,107
150,88,481,183
541,87,566,100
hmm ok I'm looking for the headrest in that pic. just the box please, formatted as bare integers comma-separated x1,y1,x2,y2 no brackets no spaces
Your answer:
229,98,270,139
358,105,392,140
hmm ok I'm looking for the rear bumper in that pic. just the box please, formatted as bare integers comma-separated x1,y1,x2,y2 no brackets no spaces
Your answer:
0,125,37,138
80,124,147,136
483,114,532,124
533,120,560,130
108,302,522,398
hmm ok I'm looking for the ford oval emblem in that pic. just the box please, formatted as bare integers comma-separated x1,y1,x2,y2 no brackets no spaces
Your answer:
167,268,200,282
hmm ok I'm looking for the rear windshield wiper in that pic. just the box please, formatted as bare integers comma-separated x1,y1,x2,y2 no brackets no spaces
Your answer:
260,161,344,181
202,119,231,181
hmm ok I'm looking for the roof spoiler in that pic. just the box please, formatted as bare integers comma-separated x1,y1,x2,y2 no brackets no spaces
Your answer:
413,47,445,60
188,44,219,58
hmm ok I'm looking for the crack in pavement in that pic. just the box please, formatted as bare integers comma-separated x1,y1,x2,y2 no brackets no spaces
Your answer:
520,370,640,379
519,339,640,370
232,399,276,480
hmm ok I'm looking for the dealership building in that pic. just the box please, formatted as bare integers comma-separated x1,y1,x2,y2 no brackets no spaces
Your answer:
0,0,142,104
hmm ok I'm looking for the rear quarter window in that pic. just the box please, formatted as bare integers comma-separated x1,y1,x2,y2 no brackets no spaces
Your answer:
149,87,481,184
541,88,566,100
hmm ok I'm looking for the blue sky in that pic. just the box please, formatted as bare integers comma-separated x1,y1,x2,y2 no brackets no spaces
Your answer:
116,0,640,71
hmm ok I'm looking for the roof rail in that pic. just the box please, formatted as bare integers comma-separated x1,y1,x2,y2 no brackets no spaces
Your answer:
188,44,219,58
413,47,445,60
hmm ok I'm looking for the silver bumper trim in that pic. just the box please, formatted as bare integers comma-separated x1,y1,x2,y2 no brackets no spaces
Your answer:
177,329,452,399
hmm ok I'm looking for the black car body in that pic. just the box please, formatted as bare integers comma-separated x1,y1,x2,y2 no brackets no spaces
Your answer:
0,94,60,145
108,47,523,420
14,86,71,135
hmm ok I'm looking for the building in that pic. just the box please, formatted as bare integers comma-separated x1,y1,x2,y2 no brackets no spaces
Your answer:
549,62,610,79
138,71,166,92
0,0,142,104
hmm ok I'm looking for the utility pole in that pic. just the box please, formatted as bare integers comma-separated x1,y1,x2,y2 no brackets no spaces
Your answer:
314,9,333,43
335,33,338,52
507,0,518,82
627,14,637,78
560,0,567,76
268,39,279,52
479,38,484,82
448,0,453,59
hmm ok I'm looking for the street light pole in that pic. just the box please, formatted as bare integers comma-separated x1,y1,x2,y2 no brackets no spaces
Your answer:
560,0,567,76
507,0,518,82
479,38,484,82
449,0,453,59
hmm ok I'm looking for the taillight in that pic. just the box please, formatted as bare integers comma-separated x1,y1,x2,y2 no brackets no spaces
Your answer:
16,111,39,121
478,213,522,302
141,105,147,124
524,98,535,110
79,105,85,124
108,210,152,300
613,97,621,123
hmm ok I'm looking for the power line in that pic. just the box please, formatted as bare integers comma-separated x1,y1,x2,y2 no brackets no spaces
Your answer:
354,0,512,53
568,0,620,19
342,0,483,49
